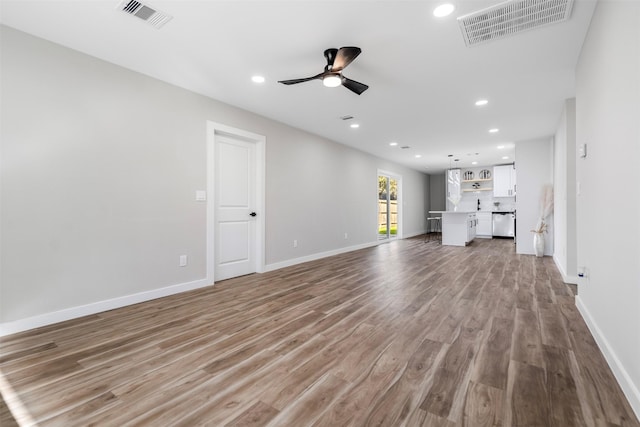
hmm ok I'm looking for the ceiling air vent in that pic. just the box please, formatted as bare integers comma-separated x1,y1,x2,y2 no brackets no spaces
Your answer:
118,0,173,29
457,0,574,47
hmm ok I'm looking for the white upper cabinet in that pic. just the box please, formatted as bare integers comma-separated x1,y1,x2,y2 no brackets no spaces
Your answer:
493,164,516,197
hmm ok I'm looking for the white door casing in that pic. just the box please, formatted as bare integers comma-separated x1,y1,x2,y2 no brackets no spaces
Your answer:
207,122,265,282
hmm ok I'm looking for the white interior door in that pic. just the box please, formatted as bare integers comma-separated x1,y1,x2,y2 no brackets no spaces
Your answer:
215,134,257,281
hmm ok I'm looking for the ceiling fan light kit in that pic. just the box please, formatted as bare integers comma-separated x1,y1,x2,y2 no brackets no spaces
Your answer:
278,46,369,95
322,75,342,87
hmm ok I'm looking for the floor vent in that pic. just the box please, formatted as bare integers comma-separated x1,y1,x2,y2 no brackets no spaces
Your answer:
117,0,173,29
457,0,574,47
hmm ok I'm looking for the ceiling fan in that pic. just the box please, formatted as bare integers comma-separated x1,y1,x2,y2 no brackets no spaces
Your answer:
278,47,369,95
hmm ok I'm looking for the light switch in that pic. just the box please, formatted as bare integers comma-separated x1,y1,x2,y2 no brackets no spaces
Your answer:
578,143,587,158
195,190,206,201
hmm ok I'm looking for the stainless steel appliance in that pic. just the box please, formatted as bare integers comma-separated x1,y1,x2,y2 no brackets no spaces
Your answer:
492,212,515,237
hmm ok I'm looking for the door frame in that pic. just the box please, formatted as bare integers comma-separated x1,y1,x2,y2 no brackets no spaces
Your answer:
206,121,266,283
377,169,403,240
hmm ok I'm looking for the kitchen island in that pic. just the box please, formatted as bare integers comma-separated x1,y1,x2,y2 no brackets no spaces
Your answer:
429,211,477,246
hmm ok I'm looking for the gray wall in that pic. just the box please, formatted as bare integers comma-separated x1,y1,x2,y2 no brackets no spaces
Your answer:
553,99,577,282
0,26,429,326
429,173,446,212
575,1,640,415
515,138,554,255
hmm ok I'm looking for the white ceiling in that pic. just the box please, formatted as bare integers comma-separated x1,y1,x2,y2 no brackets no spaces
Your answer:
0,0,597,173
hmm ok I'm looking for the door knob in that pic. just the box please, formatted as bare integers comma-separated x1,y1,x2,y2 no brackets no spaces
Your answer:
249,212,257,217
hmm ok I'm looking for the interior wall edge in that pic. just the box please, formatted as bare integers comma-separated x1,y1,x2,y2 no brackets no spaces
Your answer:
575,295,640,420
552,254,578,284
0,278,211,337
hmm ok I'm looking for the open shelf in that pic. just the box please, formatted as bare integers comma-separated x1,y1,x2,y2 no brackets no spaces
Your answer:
462,178,492,183
463,188,493,192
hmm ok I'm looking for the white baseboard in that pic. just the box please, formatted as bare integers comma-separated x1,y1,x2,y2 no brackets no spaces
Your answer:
265,240,381,272
0,236,416,337
576,296,640,420
265,231,437,272
553,254,578,284
0,278,212,337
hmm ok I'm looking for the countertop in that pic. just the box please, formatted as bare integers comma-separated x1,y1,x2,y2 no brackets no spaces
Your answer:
429,210,476,214
429,210,515,214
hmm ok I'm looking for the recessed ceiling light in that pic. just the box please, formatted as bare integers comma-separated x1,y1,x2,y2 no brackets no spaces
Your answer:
433,3,455,17
472,161,478,165
497,145,505,149
415,154,422,158
251,75,265,83
350,123,360,129
489,128,499,133
475,99,489,106
502,156,509,160
389,142,398,146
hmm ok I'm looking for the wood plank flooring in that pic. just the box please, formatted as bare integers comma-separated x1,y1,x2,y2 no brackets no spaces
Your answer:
1,237,638,426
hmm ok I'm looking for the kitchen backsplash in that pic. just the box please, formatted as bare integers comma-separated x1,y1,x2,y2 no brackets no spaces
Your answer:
457,191,515,212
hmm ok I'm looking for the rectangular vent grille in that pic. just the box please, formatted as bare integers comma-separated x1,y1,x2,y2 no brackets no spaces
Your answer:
457,0,574,47
118,0,173,29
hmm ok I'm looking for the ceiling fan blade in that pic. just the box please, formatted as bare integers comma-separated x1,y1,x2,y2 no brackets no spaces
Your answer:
342,77,369,95
332,47,362,72
278,73,324,85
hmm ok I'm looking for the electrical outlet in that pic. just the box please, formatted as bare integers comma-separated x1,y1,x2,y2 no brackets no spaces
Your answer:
293,240,298,248
344,233,348,239
578,266,588,280
179,255,187,267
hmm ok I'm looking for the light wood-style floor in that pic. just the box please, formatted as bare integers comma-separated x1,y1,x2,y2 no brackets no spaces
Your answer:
1,237,638,426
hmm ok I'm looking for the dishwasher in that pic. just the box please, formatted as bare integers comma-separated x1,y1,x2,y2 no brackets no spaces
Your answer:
492,212,516,238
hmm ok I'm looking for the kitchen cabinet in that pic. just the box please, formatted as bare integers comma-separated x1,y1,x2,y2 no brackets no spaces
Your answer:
438,211,476,246
493,164,516,197
467,213,477,242
476,212,492,237
447,168,461,210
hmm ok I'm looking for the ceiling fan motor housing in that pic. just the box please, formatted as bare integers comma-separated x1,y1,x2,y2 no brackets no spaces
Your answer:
324,48,339,70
